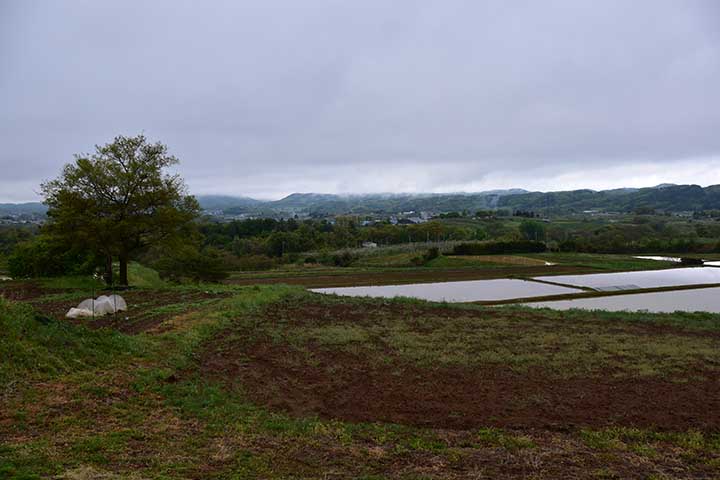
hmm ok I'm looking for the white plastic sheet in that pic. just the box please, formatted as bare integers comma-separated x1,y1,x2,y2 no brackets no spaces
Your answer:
66,294,128,318
107,294,128,312
66,307,95,319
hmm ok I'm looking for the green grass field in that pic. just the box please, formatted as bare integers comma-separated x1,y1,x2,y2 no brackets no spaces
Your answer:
2,277,720,479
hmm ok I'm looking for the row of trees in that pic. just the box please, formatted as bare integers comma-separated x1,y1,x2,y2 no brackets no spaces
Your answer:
201,218,488,258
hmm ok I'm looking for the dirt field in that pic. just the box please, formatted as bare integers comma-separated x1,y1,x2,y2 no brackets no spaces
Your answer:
199,299,720,432
185,295,720,477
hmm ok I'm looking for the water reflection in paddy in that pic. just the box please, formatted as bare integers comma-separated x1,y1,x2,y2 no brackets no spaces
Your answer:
633,255,681,263
533,267,720,290
312,279,581,303
527,286,720,313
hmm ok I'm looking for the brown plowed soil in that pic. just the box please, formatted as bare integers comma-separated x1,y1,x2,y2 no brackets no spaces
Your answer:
198,301,720,433
201,340,720,432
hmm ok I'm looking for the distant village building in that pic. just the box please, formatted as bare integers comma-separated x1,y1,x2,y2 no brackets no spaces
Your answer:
361,241,378,248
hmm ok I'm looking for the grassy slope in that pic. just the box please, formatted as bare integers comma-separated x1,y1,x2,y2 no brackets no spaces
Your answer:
2,283,720,478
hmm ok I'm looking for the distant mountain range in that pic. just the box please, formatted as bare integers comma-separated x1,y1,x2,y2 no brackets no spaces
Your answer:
497,184,720,213
3,184,720,218
0,202,47,217
195,184,720,215
196,184,720,215
197,190,530,215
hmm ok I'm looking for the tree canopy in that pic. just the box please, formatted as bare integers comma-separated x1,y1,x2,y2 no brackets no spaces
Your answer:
519,219,546,242
41,135,199,285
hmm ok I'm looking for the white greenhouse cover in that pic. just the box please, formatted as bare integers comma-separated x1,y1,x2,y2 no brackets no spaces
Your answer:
66,308,95,319
66,294,128,318
107,294,128,311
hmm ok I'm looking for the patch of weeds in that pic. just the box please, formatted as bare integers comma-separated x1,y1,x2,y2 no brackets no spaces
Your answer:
582,427,720,458
143,299,218,319
70,430,144,466
10,409,28,431
304,325,370,346
0,441,57,478
591,467,621,479
476,428,536,450
628,443,657,458
126,262,167,288
581,429,627,451
0,297,151,388
310,420,354,445
0,463,42,480
226,449,275,479
405,436,447,452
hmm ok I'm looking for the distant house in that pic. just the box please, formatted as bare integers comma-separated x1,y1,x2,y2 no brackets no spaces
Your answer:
362,241,378,248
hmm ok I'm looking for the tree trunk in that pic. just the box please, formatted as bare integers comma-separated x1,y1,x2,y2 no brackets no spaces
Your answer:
103,254,113,286
119,252,129,286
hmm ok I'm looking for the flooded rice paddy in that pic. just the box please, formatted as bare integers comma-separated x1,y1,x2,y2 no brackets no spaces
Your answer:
313,266,720,312
527,286,720,313
633,255,682,263
533,267,720,290
312,278,581,302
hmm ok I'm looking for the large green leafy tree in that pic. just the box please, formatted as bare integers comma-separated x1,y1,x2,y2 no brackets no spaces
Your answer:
41,135,199,285
519,219,547,242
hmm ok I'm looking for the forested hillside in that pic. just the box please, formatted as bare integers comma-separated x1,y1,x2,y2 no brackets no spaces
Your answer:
498,184,720,214
196,184,720,215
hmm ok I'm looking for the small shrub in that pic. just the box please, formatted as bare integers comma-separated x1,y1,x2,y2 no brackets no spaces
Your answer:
235,255,277,271
8,236,98,278
411,247,440,266
154,246,230,283
424,247,440,261
331,251,357,267
410,255,424,266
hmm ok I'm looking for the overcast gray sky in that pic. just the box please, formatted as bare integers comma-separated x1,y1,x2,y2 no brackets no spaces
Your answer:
1,0,719,202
